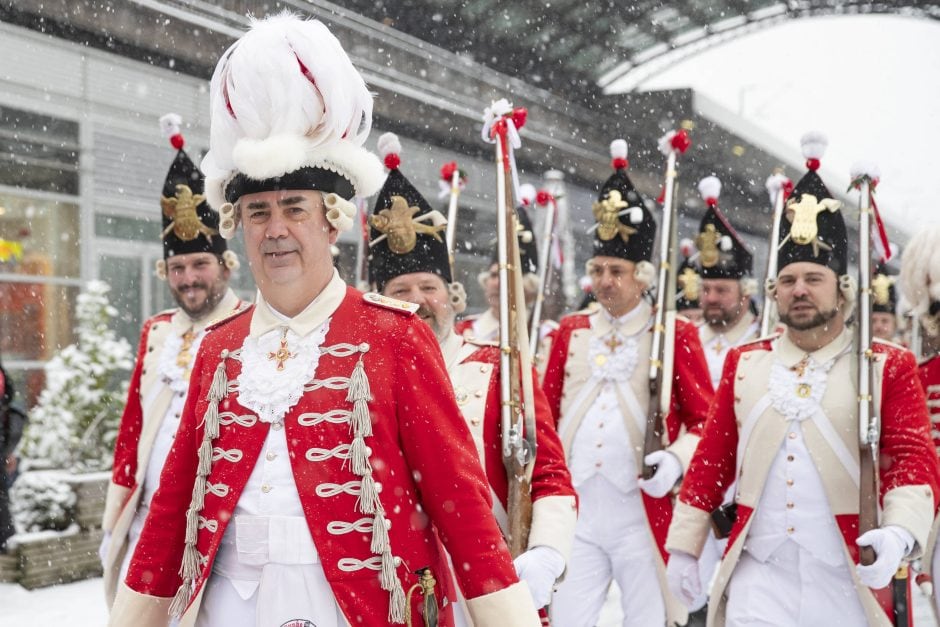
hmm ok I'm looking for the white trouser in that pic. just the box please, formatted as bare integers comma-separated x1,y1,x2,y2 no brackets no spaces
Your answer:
692,532,724,611
196,515,347,627
727,540,866,626
932,538,940,616
119,503,148,582
551,475,665,627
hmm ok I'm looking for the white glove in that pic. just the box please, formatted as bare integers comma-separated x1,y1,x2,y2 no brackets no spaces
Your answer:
666,550,701,608
856,525,914,589
513,546,566,609
98,530,112,566
638,450,683,498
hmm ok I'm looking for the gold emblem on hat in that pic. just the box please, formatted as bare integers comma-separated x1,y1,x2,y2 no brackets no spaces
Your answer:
696,224,720,268
592,190,637,242
678,267,701,302
161,184,217,242
370,195,446,255
780,194,842,256
872,273,894,307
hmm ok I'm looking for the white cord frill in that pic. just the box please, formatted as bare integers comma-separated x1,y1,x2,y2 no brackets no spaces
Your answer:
157,330,197,393
588,333,639,382
768,355,836,422
236,321,331,424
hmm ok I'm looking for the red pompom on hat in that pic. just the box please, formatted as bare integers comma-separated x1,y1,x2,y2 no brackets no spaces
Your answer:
160,113,185,150
377,132,402,171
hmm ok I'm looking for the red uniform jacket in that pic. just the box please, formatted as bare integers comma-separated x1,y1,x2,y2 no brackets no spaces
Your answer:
125,289,523,626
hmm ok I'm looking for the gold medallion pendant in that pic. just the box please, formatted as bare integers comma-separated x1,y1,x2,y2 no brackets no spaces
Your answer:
796,383,812,398
594,354,608,366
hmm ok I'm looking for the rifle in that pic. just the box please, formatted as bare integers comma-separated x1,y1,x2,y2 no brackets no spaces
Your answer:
487,101,538,556
642,129,689,480
528,189,557,357
760,171,791,337
443,162,463,278
852,170,879,567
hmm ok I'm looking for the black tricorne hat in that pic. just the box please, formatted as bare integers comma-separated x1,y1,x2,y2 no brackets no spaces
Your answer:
489,185,539,275
695,176,753,280
368,133,450,291
590,139,656,262
159,115,227,260
872,264,897,315
777,132,847,276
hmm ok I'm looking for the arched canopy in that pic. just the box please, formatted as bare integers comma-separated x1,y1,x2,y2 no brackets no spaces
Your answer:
338,0,938,98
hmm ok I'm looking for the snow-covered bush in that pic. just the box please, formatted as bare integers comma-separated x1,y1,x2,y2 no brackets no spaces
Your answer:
10,472,77,532
19,280,133,471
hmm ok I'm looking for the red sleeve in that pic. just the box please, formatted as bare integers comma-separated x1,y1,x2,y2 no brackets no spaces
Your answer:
395,319,520,598
677,347,741,514
879,347,940,508
529,366,576,503
109,319,154,488
125,345,208,596
669,319,714,437
541,320,575,424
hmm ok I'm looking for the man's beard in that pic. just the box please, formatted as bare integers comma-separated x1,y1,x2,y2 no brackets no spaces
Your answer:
417,305,454,342
779,302,839,331
705,304,742,328
171,277,227,320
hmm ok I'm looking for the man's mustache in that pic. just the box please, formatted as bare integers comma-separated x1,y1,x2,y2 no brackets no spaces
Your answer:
176,281,208,292
261,241,297,254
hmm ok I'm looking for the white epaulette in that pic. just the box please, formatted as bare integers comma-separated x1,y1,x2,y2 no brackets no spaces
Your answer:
205,302,252,331
363,292,419,315
873,337,906,350
741,332,780,347
465,337,499,348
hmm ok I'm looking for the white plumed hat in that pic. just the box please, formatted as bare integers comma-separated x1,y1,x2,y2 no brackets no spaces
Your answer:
201,12,384,209
900,226,940,323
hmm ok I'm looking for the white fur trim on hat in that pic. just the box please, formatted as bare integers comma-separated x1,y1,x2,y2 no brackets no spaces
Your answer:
800,131,828,160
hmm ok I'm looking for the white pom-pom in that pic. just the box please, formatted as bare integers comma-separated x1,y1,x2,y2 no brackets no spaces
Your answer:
697,176,721,204
518,183,536,206
609,139,628,160
800,131,828,160
578,275,592,292
628,207,644,224
849,160,881,182
377,132,401,162
160,113,182,138
635,260,656,286
679,237,696,258
720,235,733,252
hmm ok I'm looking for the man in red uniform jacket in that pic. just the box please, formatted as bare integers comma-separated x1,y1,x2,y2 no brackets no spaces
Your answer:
541,139,713,626
368,135,577,623
666,143,937,626
108,14,539,627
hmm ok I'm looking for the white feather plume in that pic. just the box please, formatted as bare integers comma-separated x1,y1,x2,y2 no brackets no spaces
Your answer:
377,132,402,161
679,237,696,258
800,131,828,160
200,12,382,205
160,113,182,138
609,139,628,160
697,176,721,203
899,225,940,317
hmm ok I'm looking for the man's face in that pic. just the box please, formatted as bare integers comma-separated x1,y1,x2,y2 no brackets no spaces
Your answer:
238,189,337,292
166,252,230,320
483,263,500,312
775,262,842,331
383,272,454,341
872,312,897,341
701,279,747,328
588,256,644,316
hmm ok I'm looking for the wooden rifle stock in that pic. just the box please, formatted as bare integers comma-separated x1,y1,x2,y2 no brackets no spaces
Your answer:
643,148,679,480
492,120,537,557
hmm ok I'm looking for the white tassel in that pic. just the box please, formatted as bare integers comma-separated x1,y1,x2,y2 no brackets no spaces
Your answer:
203,402,220,440
192,476,207,511
388,580,407,624
185,507,199,545
380,551,398,590
359,473,378,514
346,359,372,402
371,513,389,554
209,361,228,401
350,435,369,475
198,439,213,477
351,400,372,437
181,545,200,579
169,579,192,618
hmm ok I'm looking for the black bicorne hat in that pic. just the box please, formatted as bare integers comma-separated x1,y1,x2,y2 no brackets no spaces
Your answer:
872,264,898,315
489,184,539,275
159,115,227,260
777,132,847,276
695,176,752,280
368,133,451,292
590,139,656,262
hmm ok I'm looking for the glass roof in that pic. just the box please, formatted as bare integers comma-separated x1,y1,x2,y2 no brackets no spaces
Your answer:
329,0,938,98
